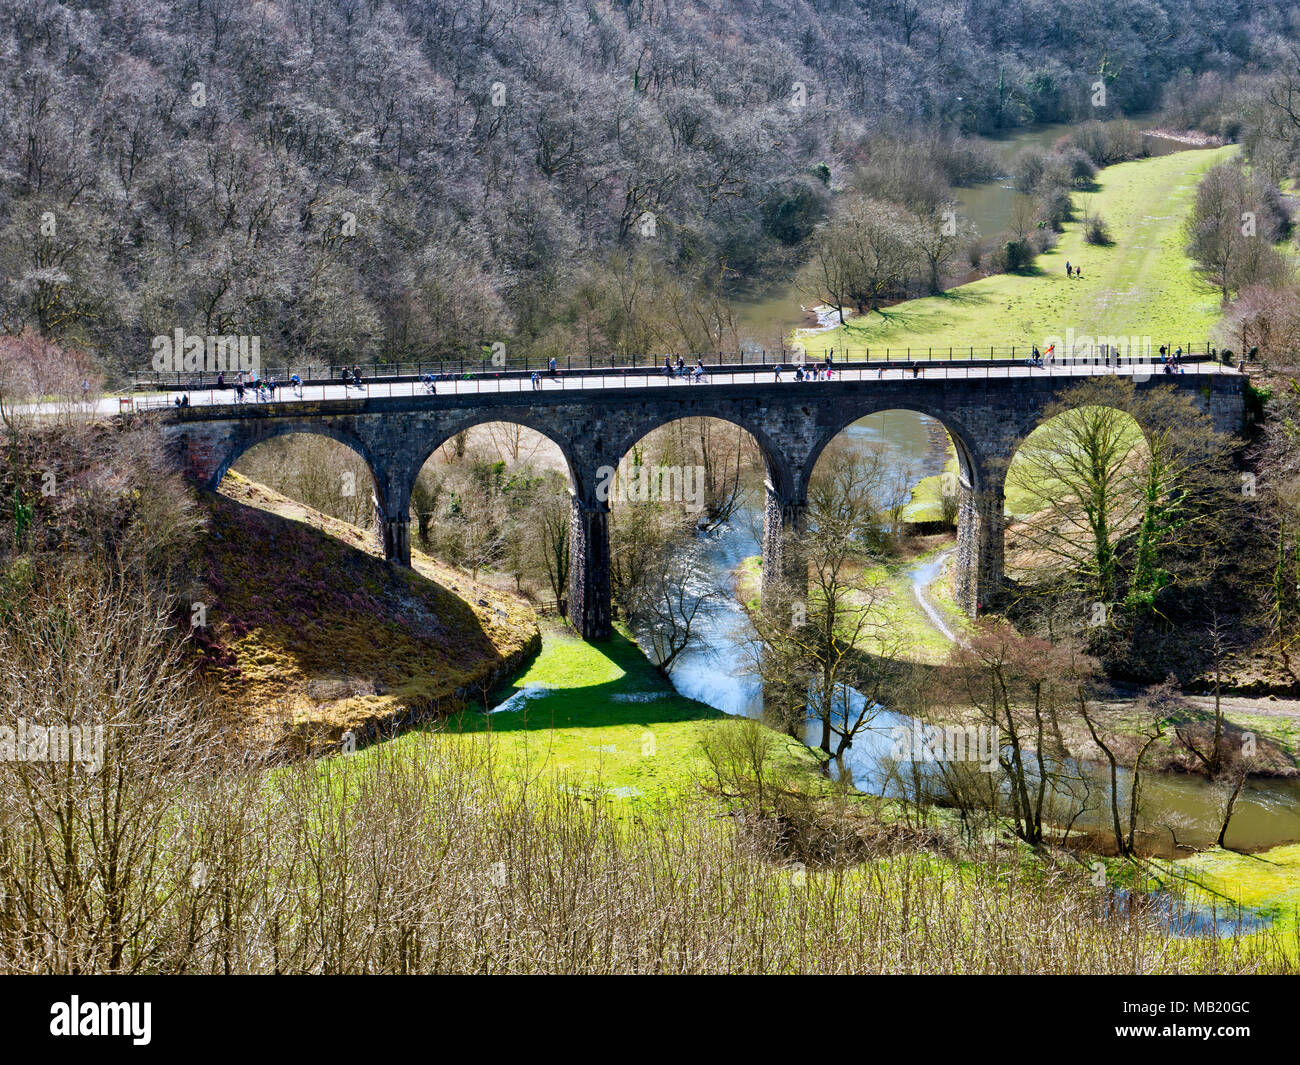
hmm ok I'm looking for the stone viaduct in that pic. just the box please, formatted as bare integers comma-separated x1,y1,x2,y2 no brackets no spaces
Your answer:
154,371,1246,639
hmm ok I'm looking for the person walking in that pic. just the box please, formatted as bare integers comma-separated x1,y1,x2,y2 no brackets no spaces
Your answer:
1065,260,1071,277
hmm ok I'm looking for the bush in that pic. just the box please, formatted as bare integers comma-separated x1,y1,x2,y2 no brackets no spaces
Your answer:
1083,212,1113,246
1065,120,1146,167
1038,187,1074,230
1028,226,1057,254
1000,238,1035,272
1010,147,1050,194
1059,146,1098,187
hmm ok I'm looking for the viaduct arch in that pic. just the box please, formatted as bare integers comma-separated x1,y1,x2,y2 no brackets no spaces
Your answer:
155,372,1246,639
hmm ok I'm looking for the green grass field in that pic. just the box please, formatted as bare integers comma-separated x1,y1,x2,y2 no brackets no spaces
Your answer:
798,146,1237,360
378,621,824,805
1153,844,1300,938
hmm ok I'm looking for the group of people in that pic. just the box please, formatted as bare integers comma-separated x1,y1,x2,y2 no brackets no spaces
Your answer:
773,347,838,382
772,361,833,381
529,357,563,388
214,365,361,398
661,355,707,382
1021,342,1192,372
1159,345,1186,374
211,369,287,403
1064,260,1084,279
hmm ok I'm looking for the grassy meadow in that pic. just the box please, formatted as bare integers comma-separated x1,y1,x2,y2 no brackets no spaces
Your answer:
798,145,1237,361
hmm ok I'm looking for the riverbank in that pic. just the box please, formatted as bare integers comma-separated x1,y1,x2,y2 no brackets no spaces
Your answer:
441,613,1298,952
732,538,966,665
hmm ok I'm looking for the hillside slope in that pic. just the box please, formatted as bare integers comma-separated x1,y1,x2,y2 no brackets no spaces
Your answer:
3,2,1291,365
195,471,539,755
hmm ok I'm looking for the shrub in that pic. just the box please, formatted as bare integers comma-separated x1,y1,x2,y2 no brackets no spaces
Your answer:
1083,212,1113,246
1030,227,1058,254
999,238,1035,272
1038,187,1074,230
1010,147,1050,194
1059,146,1098,187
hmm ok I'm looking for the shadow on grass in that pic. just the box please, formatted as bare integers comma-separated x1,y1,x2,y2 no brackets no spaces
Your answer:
446,625,724,734
839,287,1000,344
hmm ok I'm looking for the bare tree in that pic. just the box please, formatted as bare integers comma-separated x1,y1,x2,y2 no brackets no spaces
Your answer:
1076,682,1171,857
744,442,905,775
626,546,721,676
946,621,1083,847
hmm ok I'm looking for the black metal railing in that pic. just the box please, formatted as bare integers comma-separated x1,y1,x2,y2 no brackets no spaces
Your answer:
130,340,1226,393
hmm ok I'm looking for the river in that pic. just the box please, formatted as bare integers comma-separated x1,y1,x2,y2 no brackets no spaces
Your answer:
673,153,1300,850
664,472,1300,855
